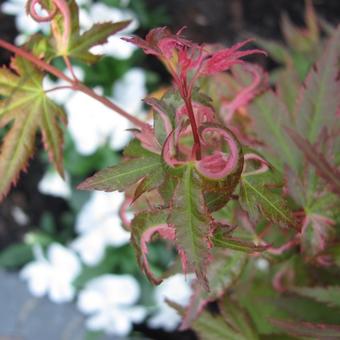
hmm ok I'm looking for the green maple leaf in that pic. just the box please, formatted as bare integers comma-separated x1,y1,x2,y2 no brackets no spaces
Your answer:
218,295,260,340
182,249,247,328
168,164,211,288
42,0,131,63
292,286,340,308
286,128,340,196
78,139,163,193
192,310,252,340
0,57,66,200
67,21,131,64
239,171,295,228
296,25,340,144
249,90,300,173
203,264,242,314
270,319,340,339
213,232,269,253
300,213,336,258
169,297,258,340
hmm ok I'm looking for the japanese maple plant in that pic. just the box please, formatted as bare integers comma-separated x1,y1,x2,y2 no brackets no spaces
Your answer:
0,0,339,337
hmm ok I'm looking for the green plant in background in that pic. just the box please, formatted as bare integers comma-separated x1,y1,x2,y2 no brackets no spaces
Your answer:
0,0,339,338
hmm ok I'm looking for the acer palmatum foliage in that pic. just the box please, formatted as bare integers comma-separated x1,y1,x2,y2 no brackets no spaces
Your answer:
0,0,339,337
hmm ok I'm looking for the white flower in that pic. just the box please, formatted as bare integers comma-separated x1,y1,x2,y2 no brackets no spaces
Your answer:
20,243,81,303
148,274,193,331
78,274,146,335
66,68,146,154
65,87,129,155
71,191,130,266
113,68,147,114
255,258,270,271
43,65,146,156
11,206,29,225
38,170,71,199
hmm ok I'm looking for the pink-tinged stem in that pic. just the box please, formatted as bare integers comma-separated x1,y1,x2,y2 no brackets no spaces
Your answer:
184,96,201,160
119,196,133,229
44,85,73,93
63,56,78,82
0,39,72,82
76,83,148,129
0,39,148,130
29,0,57,22
267,237,300,255
243,153,269,176
54,0,71,49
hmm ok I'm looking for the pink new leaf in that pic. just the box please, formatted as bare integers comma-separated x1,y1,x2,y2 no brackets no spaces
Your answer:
131,210,188,285
140,224,176,285
130,124,162,155
222,64,265,122
27,0,71,52
200,39,266,76
196,123,243,180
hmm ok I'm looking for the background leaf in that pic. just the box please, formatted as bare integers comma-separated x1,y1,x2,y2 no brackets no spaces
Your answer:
239,172,295,228
249,91,300,172
291,286,340,308
270,319,340,339
182,249,247,328
296,25,340,143
286,128,340,195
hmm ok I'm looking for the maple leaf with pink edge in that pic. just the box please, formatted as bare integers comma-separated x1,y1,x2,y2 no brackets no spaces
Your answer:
0,56,67,201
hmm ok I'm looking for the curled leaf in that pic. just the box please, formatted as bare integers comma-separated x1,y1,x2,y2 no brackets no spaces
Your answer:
196,123,243,180
131,210,174,285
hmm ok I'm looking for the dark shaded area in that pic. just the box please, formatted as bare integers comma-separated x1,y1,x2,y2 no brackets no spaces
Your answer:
134,323,197,340
0,2,16,64
144,0,340,43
